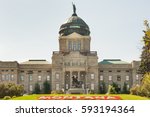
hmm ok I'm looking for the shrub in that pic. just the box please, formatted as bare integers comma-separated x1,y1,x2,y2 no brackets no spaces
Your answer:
12,96,16,98
51,90,64,94
107,85,117,94
130,85,141,95
89,90,95,94
3,96,11,100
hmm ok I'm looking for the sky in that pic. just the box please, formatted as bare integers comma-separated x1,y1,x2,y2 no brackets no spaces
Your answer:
0,0,150,63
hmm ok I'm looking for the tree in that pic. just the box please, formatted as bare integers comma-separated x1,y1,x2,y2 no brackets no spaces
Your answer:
140,73,150,97
43,80,51,94
122,82,130,94
138,20,150,75
0,83,24,98
33,83,41,94
99,81,106,94
111,82,121,94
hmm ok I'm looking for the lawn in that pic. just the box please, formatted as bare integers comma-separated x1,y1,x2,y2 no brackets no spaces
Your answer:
11,94,150,100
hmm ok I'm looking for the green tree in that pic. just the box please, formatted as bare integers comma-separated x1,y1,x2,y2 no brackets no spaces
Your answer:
43,80,51,94
122,82,130,94
33,83,41,94
99,81,106,94
0,83,24,98
111,82,121,94
140,73,150,97
138,20,150,75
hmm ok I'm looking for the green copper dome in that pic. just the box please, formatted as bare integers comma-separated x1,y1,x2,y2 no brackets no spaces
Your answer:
59,4,90,36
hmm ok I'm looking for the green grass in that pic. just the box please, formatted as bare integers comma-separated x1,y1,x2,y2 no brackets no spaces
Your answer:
11,94,150,100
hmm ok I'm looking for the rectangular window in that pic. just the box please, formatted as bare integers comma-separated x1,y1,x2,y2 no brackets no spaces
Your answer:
117,70,121,72
100,70,103,72
109,70,112,72
100,75,103,81
11,74,14,81
77,40,81,50
68,41,72,50
56,73,59,79
82,84,84,89
30,85,33,91
38,75,42,81
47,75,50,81
127,84,130,89
136,75,139,80
6,74,9,81
39,84,42,90
29,75,32,81
66,84,69,89
20,75,24,81
126,76,129,81
117,75,121,81
56,84,59,90
91,84,94,90
109,76,112,81
91,74,95,79
2,75,5,81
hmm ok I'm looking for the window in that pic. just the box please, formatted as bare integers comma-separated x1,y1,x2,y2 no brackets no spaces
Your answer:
2,75,5,81
47,75,50,81
136,75,139,80
38,75,42,81
117,75,121,81
29,85,33,91
91,74,94,79
38,71,41,73
56,84,59,90
68,40,72,50
91,84,94,90
82,84,84,89
20,75,24,81
66,84,69,89
56,74,59,79
109,76,112,81
117,70,121,72
39,84,42,90
109,70,112,72
126,76,129,81
77,40,81,50
100,70,103,72
127,84,130,89
126,70,129,72
10,74,14,81
6,74,9,80
100,75,103,81
29,75,32,81
68,40,81,51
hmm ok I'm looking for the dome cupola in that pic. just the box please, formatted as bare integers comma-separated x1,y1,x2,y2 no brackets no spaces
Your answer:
59,4,90,36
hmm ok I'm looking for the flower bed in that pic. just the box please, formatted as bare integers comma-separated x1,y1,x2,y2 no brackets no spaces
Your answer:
38,96,122,100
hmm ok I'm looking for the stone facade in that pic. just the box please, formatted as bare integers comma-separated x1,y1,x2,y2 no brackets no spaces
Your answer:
0,6,142,94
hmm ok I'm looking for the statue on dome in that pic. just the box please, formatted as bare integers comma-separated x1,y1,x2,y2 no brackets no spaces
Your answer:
72,2,77,16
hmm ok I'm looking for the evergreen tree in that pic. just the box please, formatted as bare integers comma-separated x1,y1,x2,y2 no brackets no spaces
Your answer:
33,83,41,94
99,81,106,94
112,82,121,94
122,82,130,94
140,73,150,97
43,80,51,94
138,20,150,75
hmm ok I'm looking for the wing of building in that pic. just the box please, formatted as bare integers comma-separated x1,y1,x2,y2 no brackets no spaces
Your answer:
0,5,141,94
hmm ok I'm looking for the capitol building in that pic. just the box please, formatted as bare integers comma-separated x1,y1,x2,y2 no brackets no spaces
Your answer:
0,5,141,94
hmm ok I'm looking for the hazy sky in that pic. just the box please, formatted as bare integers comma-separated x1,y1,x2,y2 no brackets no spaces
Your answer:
0,0,150,63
